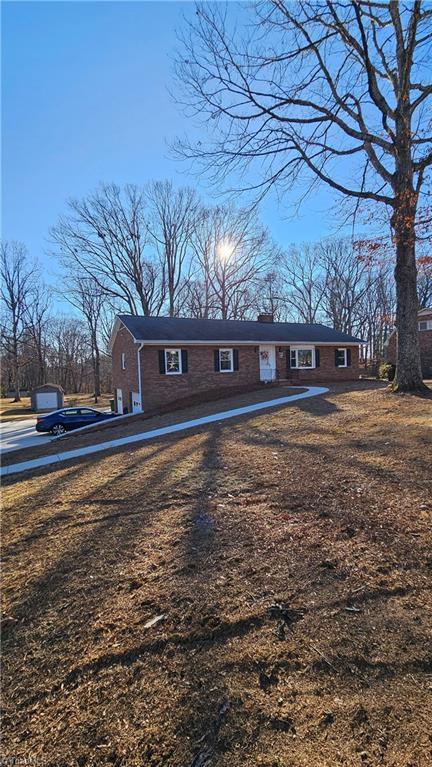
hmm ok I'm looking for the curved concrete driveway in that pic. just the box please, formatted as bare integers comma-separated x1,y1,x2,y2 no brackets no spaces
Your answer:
0,418,52,454
1,386,328,478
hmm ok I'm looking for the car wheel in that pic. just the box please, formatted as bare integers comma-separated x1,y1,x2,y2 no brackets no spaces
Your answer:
51,423,66,436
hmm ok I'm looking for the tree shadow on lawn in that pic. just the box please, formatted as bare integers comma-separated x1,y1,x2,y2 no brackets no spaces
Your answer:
2,443,171,560
3,395,431,765
159,424,431,766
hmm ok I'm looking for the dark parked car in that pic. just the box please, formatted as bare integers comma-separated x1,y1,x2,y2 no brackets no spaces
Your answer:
36,407,116,436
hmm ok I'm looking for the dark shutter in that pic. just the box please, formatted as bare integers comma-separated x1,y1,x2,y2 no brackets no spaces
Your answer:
214,349,220,372
233,349,239,371
158,350,166,374
347,348,352,366
315,348,320,367
181,349,188,373
335,349,339,367
286,347,291,370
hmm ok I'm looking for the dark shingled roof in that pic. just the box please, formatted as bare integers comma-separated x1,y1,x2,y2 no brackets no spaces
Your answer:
118,315,364,345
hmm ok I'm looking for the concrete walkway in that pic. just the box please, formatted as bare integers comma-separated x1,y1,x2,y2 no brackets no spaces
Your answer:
1,386,328,478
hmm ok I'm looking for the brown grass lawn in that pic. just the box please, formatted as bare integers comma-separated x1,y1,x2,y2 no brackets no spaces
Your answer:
0,393,112,422
2,382,432,767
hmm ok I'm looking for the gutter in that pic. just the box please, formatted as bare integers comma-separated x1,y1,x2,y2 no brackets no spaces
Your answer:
128,339,366,347
136,342,144,410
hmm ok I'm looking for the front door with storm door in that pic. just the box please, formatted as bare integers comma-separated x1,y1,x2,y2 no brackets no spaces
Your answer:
259,345,276,382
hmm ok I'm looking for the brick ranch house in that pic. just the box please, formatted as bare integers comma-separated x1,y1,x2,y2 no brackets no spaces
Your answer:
110,314,364,414
385,307,432,378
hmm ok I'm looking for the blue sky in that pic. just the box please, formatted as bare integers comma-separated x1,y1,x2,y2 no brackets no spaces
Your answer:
2,1,342,303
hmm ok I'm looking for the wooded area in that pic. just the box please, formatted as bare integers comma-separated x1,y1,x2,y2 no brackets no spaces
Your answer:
3,181,431,399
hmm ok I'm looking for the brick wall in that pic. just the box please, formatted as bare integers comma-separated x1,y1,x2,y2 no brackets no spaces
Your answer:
275,345,360,382
112,326,140,412
112,331,361,412
140,345,261,411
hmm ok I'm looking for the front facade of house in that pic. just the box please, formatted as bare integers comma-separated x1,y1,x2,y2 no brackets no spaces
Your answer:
110,314,364,414
385,308,432,378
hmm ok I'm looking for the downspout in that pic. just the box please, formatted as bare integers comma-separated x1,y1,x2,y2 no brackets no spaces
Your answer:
136,342,144,411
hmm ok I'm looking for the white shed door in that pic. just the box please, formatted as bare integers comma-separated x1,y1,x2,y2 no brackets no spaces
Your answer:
36,392,57,410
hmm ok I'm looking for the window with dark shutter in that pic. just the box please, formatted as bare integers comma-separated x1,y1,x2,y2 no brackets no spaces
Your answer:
315,348,320,367
335,348,348,367
233,349,239,370
286,347,291,370
181,349,188,373
158,350,166,374
214,350,220,371
347,348,352,366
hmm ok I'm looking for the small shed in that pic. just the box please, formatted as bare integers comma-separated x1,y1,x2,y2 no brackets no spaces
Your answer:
31,383,64,412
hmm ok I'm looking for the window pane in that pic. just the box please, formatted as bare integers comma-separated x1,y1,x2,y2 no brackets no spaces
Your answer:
220,350,232,370
336,349,346,366
166,350,180,373
297,349,312,367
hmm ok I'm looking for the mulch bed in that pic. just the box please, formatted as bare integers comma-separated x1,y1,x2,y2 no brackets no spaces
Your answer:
2,381,432,766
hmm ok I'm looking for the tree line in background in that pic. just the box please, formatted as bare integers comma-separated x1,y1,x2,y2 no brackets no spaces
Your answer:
2,180,431,400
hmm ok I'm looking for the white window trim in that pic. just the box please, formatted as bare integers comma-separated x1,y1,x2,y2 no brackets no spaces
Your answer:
219,348,234,373
164,348,182,375
336,348,348,368
121,352,126,370
290,345,316,369
419,320,432,331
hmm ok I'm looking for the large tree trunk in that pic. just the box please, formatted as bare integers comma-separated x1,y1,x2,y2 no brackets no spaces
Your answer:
390,103,427,394
391,190,426,392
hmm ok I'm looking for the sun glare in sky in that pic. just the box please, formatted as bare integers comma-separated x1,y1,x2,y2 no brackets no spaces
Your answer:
216,238,236,262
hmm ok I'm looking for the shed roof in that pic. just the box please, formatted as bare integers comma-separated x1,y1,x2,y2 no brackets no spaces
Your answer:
31,383,64,392
114,315,364,346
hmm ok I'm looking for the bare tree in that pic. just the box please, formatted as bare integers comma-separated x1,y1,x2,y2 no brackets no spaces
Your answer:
175,1,432,391
51,183,165,316
24,283,51,386
47,317,90,394
63,276,107,402
417,256,432,308
147,181,199,316
281,244,327,323
319,239,376,334
189,204,275,319
0,242,36,400
258,271,286,321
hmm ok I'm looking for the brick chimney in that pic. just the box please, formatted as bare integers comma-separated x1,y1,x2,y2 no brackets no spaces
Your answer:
257,313,274,323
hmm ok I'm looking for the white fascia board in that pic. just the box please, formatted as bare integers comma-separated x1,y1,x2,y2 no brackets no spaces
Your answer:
133,339,365,347
108,316,138,351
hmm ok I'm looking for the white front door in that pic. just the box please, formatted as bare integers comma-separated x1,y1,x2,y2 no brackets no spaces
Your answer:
131,392,142,413
116,388,123,414
259,345,276,381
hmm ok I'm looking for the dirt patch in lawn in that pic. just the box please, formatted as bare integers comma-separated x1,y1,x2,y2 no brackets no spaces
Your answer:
2,382,431,766
2,385,303,467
